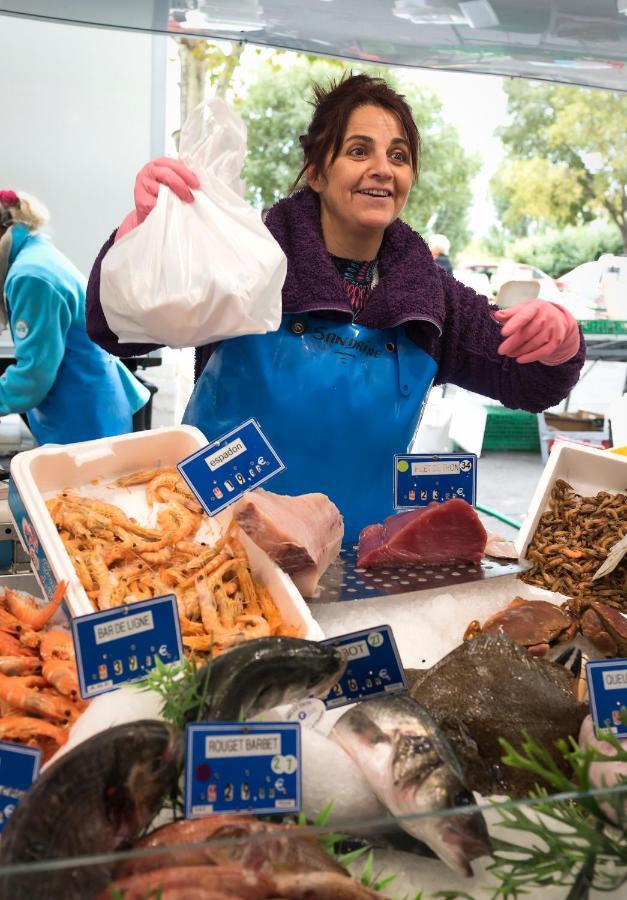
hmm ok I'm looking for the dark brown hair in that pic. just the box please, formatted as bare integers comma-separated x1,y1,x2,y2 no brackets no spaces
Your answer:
291,73,421,192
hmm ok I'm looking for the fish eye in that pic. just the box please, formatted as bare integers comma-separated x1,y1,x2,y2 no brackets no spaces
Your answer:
453,790,473,808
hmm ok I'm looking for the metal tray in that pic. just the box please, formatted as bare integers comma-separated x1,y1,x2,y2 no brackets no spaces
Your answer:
315,544,529,603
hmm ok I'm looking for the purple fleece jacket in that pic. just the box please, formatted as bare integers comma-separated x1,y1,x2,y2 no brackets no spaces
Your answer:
86,188,585,413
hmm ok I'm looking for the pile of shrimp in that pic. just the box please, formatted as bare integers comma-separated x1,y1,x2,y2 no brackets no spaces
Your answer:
0,580,87,762
45,468,303,660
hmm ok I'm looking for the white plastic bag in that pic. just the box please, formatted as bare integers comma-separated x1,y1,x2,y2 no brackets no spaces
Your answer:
100,98,286,348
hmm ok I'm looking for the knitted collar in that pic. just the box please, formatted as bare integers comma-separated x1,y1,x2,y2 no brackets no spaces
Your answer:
264,187,445,334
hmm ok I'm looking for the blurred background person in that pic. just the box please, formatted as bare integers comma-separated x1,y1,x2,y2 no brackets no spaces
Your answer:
0,190,148,445
428,233,453,274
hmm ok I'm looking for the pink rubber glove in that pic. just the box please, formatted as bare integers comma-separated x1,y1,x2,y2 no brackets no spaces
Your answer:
493,299,581,366
116,157,199,240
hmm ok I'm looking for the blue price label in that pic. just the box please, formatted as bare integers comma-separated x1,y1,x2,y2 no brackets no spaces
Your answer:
321,625,408,709
586,659,627,738
184,722,301,818
177,418,285,517
71,594,183,699
0,741,41,833
394,453,477,510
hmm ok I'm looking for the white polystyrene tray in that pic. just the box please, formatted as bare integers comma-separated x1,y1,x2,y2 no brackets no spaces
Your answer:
9,426,323,640
515,442,627,561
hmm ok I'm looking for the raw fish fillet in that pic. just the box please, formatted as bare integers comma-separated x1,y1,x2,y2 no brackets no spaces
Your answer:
233,488,344,597
357,498,487,568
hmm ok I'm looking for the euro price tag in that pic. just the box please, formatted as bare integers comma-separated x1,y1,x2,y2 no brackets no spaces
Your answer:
394,453,477,510
184,722,301,819
586,659,627,738
177,418,285,516
71,594,183,700
321,625,408,709
0,741,41,833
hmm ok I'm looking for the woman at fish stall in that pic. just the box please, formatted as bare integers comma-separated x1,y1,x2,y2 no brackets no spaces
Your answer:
0,190,149,445
85,74,584,540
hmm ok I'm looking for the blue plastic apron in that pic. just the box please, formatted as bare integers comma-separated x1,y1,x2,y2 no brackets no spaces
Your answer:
184,315,437,540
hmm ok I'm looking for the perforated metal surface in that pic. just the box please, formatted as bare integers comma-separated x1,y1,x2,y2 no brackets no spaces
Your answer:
315,544,529,603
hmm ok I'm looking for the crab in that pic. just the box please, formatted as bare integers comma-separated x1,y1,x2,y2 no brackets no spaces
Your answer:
574,600,627,658
463,597,577,656
464,596,627,659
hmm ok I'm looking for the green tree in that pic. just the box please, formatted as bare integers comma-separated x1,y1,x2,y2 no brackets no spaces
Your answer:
398,81,480,255
491,81,627,250
237,60,479,257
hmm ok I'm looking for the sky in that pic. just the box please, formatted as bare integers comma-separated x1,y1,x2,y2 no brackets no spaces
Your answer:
166,43,510,238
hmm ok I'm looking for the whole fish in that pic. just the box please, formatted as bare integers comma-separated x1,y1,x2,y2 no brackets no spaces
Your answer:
0,720,183,900
192,636,346,721
410,634,587,796
116,814,348,878
332,695,491,877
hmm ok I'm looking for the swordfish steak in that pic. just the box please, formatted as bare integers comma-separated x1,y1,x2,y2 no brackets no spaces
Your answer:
232,488,344,597
357,498,487,568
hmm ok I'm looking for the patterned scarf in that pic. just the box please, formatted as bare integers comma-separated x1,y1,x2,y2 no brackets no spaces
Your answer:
330,255,379,316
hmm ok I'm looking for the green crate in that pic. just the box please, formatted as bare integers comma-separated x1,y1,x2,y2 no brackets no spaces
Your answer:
579,319,627,335
481,406,541,452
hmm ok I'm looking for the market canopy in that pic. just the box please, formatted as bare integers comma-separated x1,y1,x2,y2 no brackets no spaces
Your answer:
2,0,627,92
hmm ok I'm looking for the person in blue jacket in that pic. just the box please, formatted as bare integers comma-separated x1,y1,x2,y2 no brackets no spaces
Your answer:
0,190,149,445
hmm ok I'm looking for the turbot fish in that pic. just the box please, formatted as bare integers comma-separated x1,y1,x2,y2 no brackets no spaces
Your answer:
0,720,183,900
332,694,491,877
409,634,587,796
191,636,346,721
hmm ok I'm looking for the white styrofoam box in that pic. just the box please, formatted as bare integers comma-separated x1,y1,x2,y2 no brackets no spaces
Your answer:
9,426,323,640
515,442,627,561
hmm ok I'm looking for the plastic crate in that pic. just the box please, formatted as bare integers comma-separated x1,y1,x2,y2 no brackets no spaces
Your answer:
537,412,611,464
579,319,627,335
481,406,541,452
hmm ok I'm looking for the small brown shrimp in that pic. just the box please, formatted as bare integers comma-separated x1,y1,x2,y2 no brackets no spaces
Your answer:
4,580,67,631
0,656,42,675
39,629,74,661
0,673,75,721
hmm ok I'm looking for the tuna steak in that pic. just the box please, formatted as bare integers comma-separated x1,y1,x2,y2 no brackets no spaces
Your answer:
233,488,344,596
357,499,487,568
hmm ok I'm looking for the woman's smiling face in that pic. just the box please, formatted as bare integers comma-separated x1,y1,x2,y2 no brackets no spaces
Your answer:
307,103,414,258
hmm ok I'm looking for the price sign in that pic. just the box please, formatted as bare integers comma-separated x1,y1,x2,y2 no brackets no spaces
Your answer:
394,453,477,510
586,659,627,738
0,741,41,833
71,594,183,699
321,625,408,709
184,722,301,818
177,418,285,516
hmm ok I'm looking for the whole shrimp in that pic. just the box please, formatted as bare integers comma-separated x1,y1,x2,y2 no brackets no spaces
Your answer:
4,580,67,631
0,715,68,748
0,672,75,722
39,629,74,661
